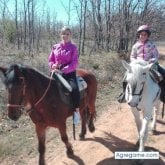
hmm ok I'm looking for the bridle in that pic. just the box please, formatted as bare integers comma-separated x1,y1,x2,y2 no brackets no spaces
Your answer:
7,72,54,111
7,77,26,109
127,81,145,102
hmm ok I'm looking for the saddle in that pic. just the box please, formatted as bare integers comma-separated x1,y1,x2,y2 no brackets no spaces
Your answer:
159,79,165,103
52,73,87,106
150,69,165,103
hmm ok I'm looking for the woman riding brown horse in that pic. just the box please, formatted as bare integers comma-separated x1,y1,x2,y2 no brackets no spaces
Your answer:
0,64,97,165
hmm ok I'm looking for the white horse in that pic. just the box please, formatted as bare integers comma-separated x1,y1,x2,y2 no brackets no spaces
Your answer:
122,60,161,152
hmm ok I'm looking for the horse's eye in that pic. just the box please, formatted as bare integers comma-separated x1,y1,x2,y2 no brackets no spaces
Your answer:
142,72,146,75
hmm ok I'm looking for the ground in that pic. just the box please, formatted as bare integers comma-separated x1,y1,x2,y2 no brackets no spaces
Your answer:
28,102,165,165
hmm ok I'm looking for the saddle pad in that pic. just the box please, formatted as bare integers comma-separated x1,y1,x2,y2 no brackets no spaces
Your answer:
77,76,87,91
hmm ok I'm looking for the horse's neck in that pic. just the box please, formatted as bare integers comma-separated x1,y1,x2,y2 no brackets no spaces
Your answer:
143,75,159,99
27,71,53,102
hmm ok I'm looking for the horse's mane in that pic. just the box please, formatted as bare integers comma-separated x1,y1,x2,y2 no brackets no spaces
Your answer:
4,64,51,86
131,59,149,66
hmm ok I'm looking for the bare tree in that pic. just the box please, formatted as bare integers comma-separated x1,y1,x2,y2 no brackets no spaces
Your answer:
61,0,71,25
81,0,87,54
23,0,27,50
15,0,20,49
105,0,111,51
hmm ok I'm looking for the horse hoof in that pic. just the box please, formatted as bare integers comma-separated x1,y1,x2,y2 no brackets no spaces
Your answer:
67,149,74,158
79,134,85,140
89,123,95,132
132,159,144,165
136,159,144,165
135,140,139,148
152,130,158,135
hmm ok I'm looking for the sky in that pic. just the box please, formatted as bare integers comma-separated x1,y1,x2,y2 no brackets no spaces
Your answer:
39,0,74,24
5,0,78,25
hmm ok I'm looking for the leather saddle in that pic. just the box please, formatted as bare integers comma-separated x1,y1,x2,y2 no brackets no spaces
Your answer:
52,73,87,106
150,69,165,103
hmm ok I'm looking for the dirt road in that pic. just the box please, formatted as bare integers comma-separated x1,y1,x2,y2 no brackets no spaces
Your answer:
28,102,165,165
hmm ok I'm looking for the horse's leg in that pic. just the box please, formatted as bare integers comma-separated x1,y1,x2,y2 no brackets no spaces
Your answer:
131,107,141,132
139,116,150,152
87,104,96,133
79,107,87,140
35,124,46,165
130,107,142,148
150,101,161,134
150,107,157,134
58,123,74,158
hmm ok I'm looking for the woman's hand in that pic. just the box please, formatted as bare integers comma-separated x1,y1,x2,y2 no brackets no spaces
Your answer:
51,64,59,70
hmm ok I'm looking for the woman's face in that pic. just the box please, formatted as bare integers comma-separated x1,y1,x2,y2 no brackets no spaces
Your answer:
61,30,71,43
139,31,149,42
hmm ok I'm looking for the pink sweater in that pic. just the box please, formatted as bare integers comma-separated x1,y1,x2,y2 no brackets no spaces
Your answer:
48,41,79,74
130,40,159,63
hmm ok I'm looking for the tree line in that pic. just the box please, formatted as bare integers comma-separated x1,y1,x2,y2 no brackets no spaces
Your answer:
0,0,165,56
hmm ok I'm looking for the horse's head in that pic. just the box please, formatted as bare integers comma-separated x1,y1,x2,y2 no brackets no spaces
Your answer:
122,60,153,107
0,64,26,121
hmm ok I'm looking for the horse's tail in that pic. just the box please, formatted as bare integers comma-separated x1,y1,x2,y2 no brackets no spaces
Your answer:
85,107,90,124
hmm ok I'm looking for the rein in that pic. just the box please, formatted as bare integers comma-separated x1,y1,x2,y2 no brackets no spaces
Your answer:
7,72,54,110
34,72,54,107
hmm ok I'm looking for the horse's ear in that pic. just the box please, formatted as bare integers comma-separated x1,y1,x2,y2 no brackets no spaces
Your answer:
0,67,8,77
122,60,132,73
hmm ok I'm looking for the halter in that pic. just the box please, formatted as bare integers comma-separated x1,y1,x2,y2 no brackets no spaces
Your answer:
7,72,54,111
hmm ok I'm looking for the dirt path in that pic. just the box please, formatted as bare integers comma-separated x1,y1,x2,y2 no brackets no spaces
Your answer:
29,102,165,165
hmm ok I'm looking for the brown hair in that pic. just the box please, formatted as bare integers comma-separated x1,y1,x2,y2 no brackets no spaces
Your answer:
60,26,72,34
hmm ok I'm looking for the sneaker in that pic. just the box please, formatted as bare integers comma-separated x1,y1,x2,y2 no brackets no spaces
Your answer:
117,92,126,103
74,110,80,125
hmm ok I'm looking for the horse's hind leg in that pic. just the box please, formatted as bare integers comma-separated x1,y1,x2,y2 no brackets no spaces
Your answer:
79,106,95,140
58,124,74,158
79,107,87,140
150,101,161,134
35,124,46,165
88,105,96,133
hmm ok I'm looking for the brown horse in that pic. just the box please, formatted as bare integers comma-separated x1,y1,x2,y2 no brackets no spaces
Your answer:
0,64,97,165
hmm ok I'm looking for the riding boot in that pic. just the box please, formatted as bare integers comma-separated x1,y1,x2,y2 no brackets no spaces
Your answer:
117,81,127,103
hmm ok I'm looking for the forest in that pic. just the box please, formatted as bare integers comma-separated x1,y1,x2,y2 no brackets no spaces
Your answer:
0,0,165,57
